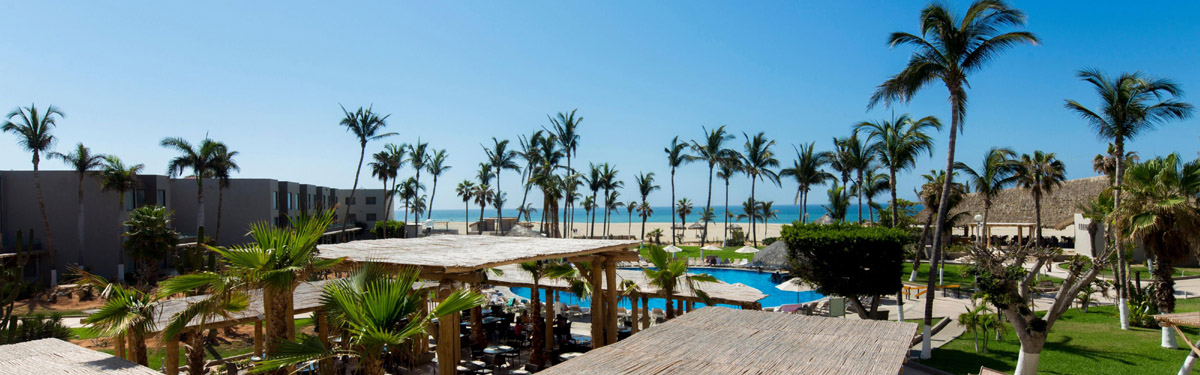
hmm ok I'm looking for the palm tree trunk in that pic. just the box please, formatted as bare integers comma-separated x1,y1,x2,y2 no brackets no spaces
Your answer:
640,210,647,242
590,192,598,238
343,144,367,241
664,292,675,320
1154,252,1178,348
77,174,86,266
215,186,226,243
32,163,57,285
670,170,677,245
479,202,485,235
465,202,471,234
495,170,504,235
922,90,962,360
1033,193,1043,247
196,179,205,233
750,178,758,247
186,331,206,375
723,179,730,246
887,167,902,227
703,165,713,246
857,170,864,223
428,176,439,220
379,179,388,237
1113,139,1130,330
529,280,545,367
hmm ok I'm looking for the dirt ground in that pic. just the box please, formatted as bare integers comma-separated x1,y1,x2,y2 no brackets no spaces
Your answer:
12,292,105,316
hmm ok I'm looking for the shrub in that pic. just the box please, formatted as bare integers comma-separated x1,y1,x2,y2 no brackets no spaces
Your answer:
727,228,745,246
762,237,778,246
371,220,405,239
0,314,72,344
783,222,911,318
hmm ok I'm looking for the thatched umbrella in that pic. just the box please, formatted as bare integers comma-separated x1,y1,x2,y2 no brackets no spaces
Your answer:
751,241,789,269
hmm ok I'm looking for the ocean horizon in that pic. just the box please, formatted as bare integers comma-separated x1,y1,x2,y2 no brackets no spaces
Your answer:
394,204,919,224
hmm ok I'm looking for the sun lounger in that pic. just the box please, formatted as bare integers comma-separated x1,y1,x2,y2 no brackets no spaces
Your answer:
779,304,803,314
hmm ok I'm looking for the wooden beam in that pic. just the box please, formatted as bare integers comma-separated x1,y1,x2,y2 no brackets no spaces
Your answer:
546,290,556,351
564,255,599,263
164,337,179,375
631,296,639,334
436,281,459,375
590,261,605,347
253,320,263,356
605,257,618,344
420,270,482,283
317,311,331,375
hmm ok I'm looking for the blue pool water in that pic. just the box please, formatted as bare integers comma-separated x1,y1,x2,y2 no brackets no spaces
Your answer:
508,267,822,309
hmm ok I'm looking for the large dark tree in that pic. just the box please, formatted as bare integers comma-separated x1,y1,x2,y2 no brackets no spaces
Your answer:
783,223,910,319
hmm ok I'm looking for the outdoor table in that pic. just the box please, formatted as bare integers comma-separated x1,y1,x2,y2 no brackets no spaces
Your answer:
483,345,515,354
482,316,502,324
559,352,584,361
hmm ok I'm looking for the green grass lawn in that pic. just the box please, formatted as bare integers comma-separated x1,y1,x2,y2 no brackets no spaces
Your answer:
661,245,759,261
922,298,1200,374
1057,262,1200,278
903,263,1063,290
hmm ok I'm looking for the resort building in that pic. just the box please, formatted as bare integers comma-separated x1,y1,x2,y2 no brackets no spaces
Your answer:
0,170,388,282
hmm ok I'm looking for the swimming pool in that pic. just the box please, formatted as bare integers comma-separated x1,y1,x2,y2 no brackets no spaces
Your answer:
507,267,823,309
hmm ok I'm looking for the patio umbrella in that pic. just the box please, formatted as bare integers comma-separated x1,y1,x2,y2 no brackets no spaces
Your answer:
664,245,683,258
776,277,814,303
735,245,759,254
700,244,721,261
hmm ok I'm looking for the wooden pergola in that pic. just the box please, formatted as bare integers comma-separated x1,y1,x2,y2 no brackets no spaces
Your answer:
1156,312,1200,356
0,338,162,375
315,235,640,375
538,306,918,374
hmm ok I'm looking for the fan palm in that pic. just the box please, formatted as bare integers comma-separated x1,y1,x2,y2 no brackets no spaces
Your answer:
456,180,475,231
954,147,1017,244
689,125,737,246
641,246,716,320
665,137,692,245
716,158,743,244
210,146,239,242
338,105,395,234
779,142,833,223
855,114,941,227
868,1,1038,359
1117,153,1200,349
1014,151,1066,247
1064,69,1193,330
50,142,106,265
3,104,62,279
741,132,780,246
254,264,482,375
79,272,158,366
484,138,520,234
426,149,451,219
519,261,577,367
99,155,144,272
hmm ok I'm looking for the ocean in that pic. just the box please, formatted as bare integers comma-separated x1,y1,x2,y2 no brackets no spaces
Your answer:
395,204,913,224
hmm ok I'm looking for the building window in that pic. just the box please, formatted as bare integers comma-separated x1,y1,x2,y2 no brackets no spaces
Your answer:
157,189,166,206
135,189,147,206
366,196,377,205
273,191,278,210
289,193,297,210
367,213,377,221
347,214,357,222
345,197,356,205
125,191,135,211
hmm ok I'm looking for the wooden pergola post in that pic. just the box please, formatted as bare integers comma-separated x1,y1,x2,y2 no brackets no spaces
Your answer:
1016,226,1023,244
253,320,263,356
641,296,650,330
605,256,618,344
590,261,605,347
415,295,430,360
436,280,460,375
630,296,639,334
164,336,179,375
546,289,556,351
317,310,332,375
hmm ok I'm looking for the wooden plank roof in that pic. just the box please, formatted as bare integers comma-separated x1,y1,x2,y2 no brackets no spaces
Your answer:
487,264,767,306
539,306,917,375
0,338,160,375
1155,311,1200,327
316,235,639,273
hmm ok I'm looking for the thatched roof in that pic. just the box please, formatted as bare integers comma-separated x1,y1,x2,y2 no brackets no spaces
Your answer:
539,306,917,375
316,235,638,273
487,264,767,307
751,240,789,269
1155,311,1200,328
916,175,1108,230
0,338,161,374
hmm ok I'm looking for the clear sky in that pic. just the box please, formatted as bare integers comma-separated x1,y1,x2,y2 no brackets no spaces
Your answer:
1,1,1197,210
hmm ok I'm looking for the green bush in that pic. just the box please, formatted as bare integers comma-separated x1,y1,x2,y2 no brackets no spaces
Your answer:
762,237,778,246
371,220,405,239
728,228,745,246
783,222,911,301
0,314,72,344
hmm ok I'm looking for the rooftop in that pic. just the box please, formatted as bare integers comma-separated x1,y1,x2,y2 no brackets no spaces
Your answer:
315,235,638,273
487,264,767,308
0,338,161,375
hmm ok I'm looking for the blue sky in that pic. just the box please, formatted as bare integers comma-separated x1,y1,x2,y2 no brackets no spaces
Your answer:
1,1,1197,209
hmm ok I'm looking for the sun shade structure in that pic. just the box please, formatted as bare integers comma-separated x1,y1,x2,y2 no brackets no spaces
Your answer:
0,338,161,375
488,264,767,308
1155,312,1200,357
734,245,760,254
539,306,917,375
317,235,641,375
662,245,683,253
915,175,1108,230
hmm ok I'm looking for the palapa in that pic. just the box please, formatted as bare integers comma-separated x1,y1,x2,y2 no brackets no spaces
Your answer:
0,338,161,375
487,264,767,307
316,235,638,272
915,175,1108,230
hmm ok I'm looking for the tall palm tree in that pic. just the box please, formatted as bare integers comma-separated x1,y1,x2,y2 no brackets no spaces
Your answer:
384,143,408,220
641,246,716,320
637,202,654,242
210,146,239,242
689,125,737,246
626,200,637,237
369,151,393,236
741,132,780,247
160,136,226,234
398,177,424,224
50,142,106,265
426,149,451,219
868,1,1038,359
456,180,475,233
910,170,966,281
484,138,520,234
585,163,603,238
954,147,1018,243
838,132,874,223
855,114,941,227
758,201,779,235
822,182,850,222
1093,143,1138,184
605,191,623,237
338,105,395,233
676,198,693,243
859,167,891,221
1064,69,1193,331
517,131,545,229
473,184,494,235
582,196,596,237
599,164,622,237
1117,153,1200,349
3,104,62,280
635,172,660,241
549,110,582,234
716,158,743,244
1014,151,1066,247
99,155,143,274
779,142,833,223
828,136,854,188
665,137,691,245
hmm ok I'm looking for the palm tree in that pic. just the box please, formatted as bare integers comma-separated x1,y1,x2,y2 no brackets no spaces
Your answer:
3,104,62,280
517,131,545,229
582,196,596,237
665,137,692,245
585,163,604,238
456,180,475,233
122,205,179,286
676,198,693,242
758,201,779,235
779,142,833,223
516,202,538,222
519,260,577,367
157,267,249,375
599,164,622,238
635,172,660,241
160,136,226,234
99,155,144,274
411,195,428,220
384,143,408,219
828,136,854,188
637,202,654,242
338,105,395,233
838,132,874,223
822,182,850,222
641,246,717,320
868,2,1038,359
549,110,582,235
1064,69,1193,331
855,114,941,227
80,274,157,365
408,139,429,198
689,125,737,246
426,149,451,219
1117,154,1200,349
859,167,891,221
741,132,780,247
473,184,494,235
1093,143,1139,184
954,147,1018,243
716,158,743,244
626,200,638,237
369,151,393,236
484,138,520,234
910,170,966,281
1014,151,1066,247
210,146,239,242
252,264,482,375
50,142,106,265
605,192,623,237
